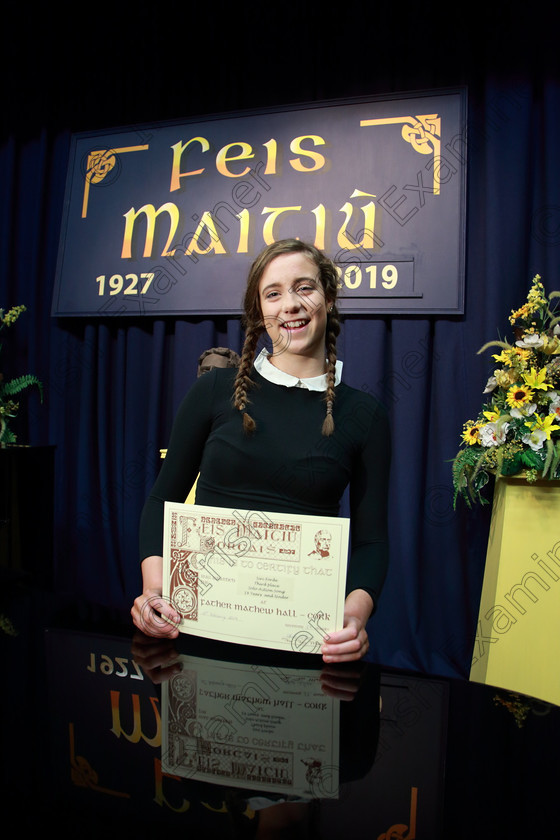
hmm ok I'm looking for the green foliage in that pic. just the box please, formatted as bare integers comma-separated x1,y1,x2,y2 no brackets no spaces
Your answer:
0,305,43,445
0,613,18,637
452,447,490,508
1,373,43,399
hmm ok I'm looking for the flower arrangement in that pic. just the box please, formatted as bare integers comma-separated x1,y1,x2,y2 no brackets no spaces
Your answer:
452,275,560,506
0,305,43,446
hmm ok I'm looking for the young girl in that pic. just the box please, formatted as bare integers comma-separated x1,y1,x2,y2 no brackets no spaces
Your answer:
132,239,390,662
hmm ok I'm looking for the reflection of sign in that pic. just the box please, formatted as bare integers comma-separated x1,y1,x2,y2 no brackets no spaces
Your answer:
377,787,418,840
52,89,466,317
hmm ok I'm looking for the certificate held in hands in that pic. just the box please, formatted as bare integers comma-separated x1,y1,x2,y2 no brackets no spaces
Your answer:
163,502,349,654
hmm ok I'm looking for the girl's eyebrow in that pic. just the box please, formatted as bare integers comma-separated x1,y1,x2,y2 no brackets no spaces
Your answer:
260,282,279,296
260,276,320,295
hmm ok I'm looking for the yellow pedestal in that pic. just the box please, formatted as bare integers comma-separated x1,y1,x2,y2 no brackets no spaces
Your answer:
469,476,560,706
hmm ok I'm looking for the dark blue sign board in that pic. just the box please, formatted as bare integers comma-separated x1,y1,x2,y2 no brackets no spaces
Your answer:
52,89,467,316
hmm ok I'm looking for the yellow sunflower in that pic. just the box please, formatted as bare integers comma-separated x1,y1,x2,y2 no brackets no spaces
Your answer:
492,347,531,368
462,423,481,445
513,347,532,367
506,384,534,409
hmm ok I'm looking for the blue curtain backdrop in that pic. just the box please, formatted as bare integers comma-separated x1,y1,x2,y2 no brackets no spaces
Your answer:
2,6,559,678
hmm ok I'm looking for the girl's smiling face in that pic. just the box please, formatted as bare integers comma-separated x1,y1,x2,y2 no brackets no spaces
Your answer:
258,252,331,373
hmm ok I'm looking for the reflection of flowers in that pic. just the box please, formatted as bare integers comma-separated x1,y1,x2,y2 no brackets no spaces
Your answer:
493,690,553,728
0,613,18,636
453,276,560,506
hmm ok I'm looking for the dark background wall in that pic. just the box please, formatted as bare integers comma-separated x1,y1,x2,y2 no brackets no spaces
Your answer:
2,2,559,676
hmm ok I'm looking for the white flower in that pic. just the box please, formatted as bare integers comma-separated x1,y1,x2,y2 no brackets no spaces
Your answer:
510,402,537,418
549,394,560,418
480,421,510,447
483,375,498,394
522,429,547,450
516,333,544,349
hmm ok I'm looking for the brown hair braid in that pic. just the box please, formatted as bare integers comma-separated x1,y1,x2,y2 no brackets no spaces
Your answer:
233,324,261,433
233,239,341,436
322,308,341,436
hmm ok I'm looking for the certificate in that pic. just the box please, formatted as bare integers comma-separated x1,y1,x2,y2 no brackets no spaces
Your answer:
161,652,340,798
163,502,349,654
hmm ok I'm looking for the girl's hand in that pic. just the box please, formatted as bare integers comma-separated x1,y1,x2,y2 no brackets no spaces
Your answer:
321,589,373,663
131,589,181,638
131,555,181,638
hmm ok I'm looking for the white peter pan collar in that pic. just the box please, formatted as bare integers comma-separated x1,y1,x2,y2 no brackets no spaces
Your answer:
254,349,342,391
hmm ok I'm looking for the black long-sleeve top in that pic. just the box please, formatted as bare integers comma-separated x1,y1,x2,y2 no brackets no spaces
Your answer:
139,366,390,607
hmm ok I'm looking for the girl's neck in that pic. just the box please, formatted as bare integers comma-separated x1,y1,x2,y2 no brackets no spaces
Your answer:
268,352,326,380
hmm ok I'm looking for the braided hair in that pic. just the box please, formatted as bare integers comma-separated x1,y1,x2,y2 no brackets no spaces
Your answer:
233,239,341,436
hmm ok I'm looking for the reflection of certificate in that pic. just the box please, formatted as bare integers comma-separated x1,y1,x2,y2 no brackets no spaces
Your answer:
163,502,349,654
161,653,339,798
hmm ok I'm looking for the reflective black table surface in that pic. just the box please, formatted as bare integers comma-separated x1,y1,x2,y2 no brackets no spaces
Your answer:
1,571,558,839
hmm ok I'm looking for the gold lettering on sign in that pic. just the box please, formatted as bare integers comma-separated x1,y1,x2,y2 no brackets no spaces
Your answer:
377,786,418,840
122,203,180,258
360,115,441,194
68,723,130,797
109,690,161,747
82,146,149,217
153,757,190,812
337,190,377,250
